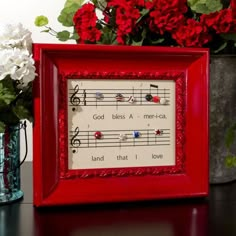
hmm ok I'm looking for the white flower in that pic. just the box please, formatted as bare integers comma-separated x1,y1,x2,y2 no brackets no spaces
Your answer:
0,23,33,53
0,48,37,87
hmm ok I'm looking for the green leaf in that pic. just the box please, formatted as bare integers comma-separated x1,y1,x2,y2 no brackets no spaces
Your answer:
225,127,235,149
64,0,84,8
0,107,19,126
232,123,236,130
225,155,234,168
150,38,165,45
225,122,236,149
0,99,7,109
97,0,107,9
0,121,5,133
70,33,79,41
99,27,117,44
34,15,49,27
131,40,143,46
131,29,147,46
0,78,17,105
13,104,32,121
225,155,236,168
57,3,82,27
56,30,71,41
92,0,107,10
206,0,222,13
213,42,227,54
0,91,15,105
220,33,236,42
194,4,210,13
40,29,50,33
0,78,33,128
187,0,222,14
11,90,33,122
136,9,150,24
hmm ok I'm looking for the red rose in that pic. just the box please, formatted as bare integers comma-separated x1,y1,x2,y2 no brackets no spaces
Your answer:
172,19,212,47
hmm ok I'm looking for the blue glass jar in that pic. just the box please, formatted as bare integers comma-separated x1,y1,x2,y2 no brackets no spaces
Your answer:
0,124,23,204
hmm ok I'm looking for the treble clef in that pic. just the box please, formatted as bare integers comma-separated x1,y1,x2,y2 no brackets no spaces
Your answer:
70,85,81,111
70,127,81,153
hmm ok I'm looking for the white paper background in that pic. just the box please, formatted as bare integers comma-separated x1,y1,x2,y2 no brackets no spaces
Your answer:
68,79,176,169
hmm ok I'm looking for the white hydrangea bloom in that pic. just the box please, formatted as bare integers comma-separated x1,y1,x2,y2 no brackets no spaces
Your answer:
0,23,33,53
0,48,37,87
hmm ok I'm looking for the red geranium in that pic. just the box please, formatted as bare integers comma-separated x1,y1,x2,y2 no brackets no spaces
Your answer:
172,19,212,47
201,9,236,34
73,3,101,43
231,0,236,18
148,0,187,34
107,0,141,44
36,0,236,53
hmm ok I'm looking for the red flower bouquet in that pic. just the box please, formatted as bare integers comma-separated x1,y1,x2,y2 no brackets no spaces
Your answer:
35,0,236,53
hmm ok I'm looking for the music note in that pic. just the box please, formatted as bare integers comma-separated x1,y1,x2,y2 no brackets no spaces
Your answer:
150,84,158,89
150,84,160,103
83,89,87,106
127,87,136,104
140,88,143,105
70,127,81,153
95,92,104,108
115,93,124,110
70,85,81,111
160,88,168,105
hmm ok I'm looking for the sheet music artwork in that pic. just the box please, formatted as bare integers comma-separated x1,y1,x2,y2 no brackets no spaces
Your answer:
68,79,176,169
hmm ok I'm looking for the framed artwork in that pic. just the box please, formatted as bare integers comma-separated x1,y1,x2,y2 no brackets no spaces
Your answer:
33,44,209,207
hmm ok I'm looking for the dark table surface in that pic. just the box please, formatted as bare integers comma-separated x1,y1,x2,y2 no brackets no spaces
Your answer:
1,162,236,236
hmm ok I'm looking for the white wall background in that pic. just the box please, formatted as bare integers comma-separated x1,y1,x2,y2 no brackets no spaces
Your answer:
0,0,74,44
1,0,78,161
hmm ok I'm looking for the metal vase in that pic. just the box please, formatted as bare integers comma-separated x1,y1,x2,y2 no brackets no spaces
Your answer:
0,124,23,204
210,55,236,183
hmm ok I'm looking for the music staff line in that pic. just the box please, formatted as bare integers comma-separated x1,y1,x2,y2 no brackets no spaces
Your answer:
70,128,171,150
69,84,171,108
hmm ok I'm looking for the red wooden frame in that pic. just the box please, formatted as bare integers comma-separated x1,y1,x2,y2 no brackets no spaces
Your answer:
33,44,209,207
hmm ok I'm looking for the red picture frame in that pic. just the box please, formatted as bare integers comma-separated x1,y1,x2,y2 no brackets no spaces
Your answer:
33,43,209,207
